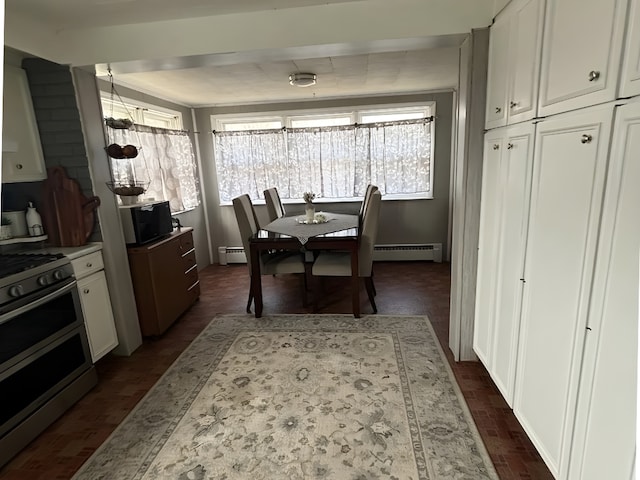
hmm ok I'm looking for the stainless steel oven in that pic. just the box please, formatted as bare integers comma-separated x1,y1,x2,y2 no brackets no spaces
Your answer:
0,253,97,467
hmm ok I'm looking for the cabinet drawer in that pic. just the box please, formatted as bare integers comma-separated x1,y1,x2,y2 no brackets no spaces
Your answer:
182,250,197,272
184,264,199,289
71,251,104,280
179,231,194,253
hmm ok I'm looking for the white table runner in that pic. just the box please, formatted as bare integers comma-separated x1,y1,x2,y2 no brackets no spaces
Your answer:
263,213,358,245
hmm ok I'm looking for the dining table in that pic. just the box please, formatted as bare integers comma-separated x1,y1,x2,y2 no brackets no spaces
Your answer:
249,211,360,318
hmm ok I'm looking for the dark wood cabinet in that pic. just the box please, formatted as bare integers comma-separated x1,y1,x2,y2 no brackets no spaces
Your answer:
127,227,200,336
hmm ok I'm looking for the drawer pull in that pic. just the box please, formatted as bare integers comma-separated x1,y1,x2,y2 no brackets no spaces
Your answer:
581,134,593,144
588,70,600,82
507,143,514,149
493,144,499,150
16,163,23,170
495,106,501,114
86,262,92,268
83,288,90,294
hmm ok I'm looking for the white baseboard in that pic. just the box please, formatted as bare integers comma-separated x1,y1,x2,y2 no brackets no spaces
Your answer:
218,243,443,265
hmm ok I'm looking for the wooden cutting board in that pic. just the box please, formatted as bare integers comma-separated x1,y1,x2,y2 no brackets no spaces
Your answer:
41,166,101,246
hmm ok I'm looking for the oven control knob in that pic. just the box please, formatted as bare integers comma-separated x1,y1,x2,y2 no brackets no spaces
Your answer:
8,285,25,298
37,276,49,286
52,270,65,281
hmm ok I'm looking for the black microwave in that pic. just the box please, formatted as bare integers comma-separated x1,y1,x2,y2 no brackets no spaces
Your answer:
119,200,173,245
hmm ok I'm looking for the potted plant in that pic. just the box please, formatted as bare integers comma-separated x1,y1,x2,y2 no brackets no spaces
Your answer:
1,216,13,240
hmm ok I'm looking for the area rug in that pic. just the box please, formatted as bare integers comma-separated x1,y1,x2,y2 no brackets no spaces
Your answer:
73,314,498,479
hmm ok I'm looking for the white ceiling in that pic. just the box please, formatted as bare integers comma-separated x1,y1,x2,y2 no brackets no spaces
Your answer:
5,0,488,107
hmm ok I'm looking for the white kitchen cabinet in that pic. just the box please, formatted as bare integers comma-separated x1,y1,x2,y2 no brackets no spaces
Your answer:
566,100,639,480
473,130,505,365
474,122,534,406
1,65,46,183
485,0,545,129
513,104,614,479
537,0,628,117
71,250,118,362
620,0,640,98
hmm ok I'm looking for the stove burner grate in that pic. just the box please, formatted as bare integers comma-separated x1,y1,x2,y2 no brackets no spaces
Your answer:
0,253,65,278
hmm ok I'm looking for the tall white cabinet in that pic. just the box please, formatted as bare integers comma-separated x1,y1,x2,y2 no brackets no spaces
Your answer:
513,105,613,477
474,122,534,406
476,0,638,478
565,100,640,480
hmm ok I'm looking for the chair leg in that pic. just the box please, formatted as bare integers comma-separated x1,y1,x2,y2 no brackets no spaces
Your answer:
246,289,253,313
301,270,309,308
371,269,377,296
364,276,377,313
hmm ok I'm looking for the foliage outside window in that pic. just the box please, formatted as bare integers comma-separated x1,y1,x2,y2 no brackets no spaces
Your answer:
101,95,200,212
213,105,434,204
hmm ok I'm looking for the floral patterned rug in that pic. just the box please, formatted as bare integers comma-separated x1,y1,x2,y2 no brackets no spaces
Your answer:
74,315,498,479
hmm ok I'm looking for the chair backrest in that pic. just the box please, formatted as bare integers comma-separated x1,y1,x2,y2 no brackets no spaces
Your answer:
232,194,260,274
359,184,379,219
264,187,285,222
358,190,381,276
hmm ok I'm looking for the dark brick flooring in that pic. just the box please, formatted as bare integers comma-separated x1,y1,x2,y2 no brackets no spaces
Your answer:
0,261,554,479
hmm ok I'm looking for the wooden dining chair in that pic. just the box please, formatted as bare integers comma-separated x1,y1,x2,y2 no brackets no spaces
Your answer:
311,190,382,313
264,187,286,222
232,194,306,313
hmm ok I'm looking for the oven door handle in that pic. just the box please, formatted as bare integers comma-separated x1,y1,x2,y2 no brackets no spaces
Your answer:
0,279,77,325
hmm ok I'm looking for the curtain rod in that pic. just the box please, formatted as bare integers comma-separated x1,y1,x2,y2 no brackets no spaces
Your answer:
212,116,434,135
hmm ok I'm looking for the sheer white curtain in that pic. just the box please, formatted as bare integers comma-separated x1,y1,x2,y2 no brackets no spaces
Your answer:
110,125,200,212
214,118,432,203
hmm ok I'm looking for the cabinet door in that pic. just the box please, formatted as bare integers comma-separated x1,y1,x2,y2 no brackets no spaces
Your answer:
489,122,534,406
513,105,613,478
485,14,510,129
566,101,639,480
620,0,640,97
2,65,46,183
78,271,119,362
538,0,628,116
507,0,545,124
473,131,505,364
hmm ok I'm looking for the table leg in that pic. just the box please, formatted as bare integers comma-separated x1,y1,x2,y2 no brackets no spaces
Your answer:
250,244,263,318
351,246,360,318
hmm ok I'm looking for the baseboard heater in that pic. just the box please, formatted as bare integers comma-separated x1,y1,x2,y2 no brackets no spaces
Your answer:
218,243,442,265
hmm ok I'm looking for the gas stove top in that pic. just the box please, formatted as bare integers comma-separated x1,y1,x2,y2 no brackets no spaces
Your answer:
0,253,74,308
0,253,66,278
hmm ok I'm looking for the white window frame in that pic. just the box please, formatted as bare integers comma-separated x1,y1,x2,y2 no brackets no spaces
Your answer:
213,101,435,204
100,93,183,130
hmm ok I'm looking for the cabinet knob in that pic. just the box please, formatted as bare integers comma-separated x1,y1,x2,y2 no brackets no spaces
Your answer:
493,144,500,150
86,262,92,268
83,288,90,294
495,106,502,113
16,163,23,170
509,101,518,108
581,134,593,144
507,143,514,149
588,70,600,82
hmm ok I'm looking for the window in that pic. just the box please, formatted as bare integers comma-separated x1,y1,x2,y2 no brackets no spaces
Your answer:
213,104,434,204
101,95,200,213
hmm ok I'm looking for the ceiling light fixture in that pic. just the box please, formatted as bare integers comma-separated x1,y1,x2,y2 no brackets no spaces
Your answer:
289,73,317,87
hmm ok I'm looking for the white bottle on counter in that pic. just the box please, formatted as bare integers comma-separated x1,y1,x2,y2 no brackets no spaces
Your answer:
26,202,44,236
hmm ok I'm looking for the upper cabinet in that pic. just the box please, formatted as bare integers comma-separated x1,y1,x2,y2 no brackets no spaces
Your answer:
2,65,46,183
485,0,545,129
620,0,640,98
537,0,628,117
